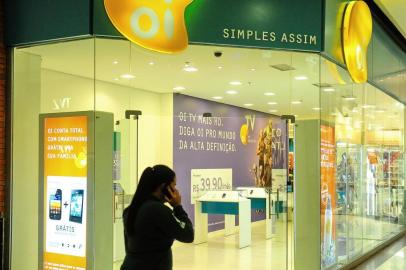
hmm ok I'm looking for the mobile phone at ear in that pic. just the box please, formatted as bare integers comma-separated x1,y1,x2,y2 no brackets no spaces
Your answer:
162,184,173,200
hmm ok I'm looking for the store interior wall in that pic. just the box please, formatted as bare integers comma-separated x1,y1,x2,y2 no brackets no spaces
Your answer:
40,68,174,261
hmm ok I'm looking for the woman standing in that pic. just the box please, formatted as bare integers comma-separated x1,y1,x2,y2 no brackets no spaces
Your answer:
121,165,194,270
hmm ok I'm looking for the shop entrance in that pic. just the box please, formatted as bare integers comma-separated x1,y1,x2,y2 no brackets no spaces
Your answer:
11,37,321,270
91,39,319,270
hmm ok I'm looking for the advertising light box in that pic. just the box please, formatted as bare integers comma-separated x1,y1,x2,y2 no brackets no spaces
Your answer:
41,115,88,270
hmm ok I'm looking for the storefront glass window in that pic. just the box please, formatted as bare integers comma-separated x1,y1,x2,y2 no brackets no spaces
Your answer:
320,57,405,269
11,39,96,270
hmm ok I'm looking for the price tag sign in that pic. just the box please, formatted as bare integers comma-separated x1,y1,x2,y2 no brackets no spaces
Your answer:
191,168,232,204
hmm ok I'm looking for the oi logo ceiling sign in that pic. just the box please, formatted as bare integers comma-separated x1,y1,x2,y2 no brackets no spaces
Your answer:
342,1,372,83
104,0,193,53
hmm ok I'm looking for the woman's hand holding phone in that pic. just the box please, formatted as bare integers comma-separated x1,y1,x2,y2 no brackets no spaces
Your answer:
165,186,181,207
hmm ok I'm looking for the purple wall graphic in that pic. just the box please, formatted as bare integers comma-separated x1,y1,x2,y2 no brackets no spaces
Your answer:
173,94,287,231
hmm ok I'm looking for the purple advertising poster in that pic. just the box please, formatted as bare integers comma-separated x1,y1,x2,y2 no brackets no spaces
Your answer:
173,94,287,231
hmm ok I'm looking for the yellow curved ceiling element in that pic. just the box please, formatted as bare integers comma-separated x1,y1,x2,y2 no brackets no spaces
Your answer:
342,1,373,83
104,0,193,54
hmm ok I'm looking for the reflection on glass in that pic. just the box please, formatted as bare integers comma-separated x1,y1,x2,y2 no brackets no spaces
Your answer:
321,57,405,269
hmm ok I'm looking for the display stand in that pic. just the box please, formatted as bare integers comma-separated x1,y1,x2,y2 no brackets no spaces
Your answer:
237,187,275,239
194,191,251,248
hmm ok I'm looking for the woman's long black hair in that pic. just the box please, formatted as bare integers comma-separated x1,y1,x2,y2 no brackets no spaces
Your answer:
124,165,176,235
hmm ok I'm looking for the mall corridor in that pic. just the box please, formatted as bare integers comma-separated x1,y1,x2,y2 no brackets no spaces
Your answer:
355,235,406,270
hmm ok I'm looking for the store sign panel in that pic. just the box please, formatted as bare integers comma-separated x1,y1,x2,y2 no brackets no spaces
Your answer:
103,0,322,53
43,116,88,270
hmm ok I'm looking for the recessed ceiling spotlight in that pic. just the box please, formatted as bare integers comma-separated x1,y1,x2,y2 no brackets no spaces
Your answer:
268,102,278,105
312,107,321,111
226,90,238,95
149,61,155,66
269,109,278,113
361,104,375,109
323,88,335,92
183,65,198,72
294,76,308,80
375,108,386,113
218,66,223,69
291,100,302,105
244,103,254,107
250,68,256,71
114,78,119,81
264,92,275,96
212,96,223,100
120,74,135,79
342,95,357,101
113,61,119,65
173,86,186,92
229,81,243,86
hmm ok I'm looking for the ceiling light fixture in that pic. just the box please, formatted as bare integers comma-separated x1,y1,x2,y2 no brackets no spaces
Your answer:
264,92,275,96
268,102,278,105
173,86,186,92
183,66,198,72
294,76,308,80
120,74,135,79
269,109,278,113
291,100,302,105
375,108,386,113
250,68,256,71
229,81,242,86
244,103,254,107
361,104,375,109
114,78,119,81
212,96,223,100
312,107,321,111
183,62,198,72
226,90,238,95
149,62,155,66
218,66,223,69
323,88,335,92
113,61,119,65
342,95,357,101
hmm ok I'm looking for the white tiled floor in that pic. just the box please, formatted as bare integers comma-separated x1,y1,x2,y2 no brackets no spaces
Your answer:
114,220,294,270
376,247,406,270
114,217,403,270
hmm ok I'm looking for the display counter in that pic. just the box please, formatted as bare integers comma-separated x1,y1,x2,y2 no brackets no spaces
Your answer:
194,191,251,248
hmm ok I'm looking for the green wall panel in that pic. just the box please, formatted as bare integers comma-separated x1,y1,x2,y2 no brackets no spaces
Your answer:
5,0,91,46
184,0,323,51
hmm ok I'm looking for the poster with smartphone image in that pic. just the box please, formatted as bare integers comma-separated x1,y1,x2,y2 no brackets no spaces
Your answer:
46,176,86,257
42,115,88,270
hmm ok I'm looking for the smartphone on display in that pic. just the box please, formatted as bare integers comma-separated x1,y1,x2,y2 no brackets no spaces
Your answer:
49,189,62,220
69,190,84,223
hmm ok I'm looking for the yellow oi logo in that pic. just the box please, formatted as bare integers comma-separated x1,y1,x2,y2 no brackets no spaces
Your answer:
342,1,372,83
104,0,193,53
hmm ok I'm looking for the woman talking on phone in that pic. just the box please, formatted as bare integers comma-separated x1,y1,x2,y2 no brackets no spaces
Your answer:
121,165,194,270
